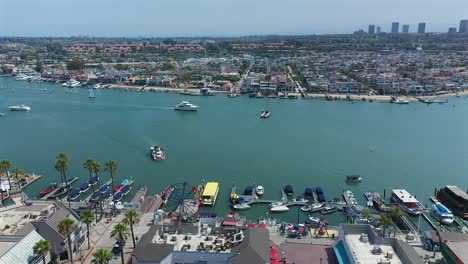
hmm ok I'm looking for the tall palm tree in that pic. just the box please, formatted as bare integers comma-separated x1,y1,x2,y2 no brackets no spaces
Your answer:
80,210,95,249
91,249,113,264
33,239,51,264
11,167,24,193
55,153,70,208
123,210,140,248
362,209,374,223
389,206,403,222
92,161,102,221
58,218,77,264
111,223,129,264
105,160,117,216
0,160,12,193
378,213,393,237
83,159,95,182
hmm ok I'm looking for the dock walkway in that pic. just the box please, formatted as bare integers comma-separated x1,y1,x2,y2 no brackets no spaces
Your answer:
83,179,114,202
41,176,78,200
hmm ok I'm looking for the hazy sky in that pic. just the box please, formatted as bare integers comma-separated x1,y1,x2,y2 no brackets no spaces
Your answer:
1,0,467,37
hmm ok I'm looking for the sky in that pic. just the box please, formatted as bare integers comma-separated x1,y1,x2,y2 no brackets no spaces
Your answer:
0,0,467,37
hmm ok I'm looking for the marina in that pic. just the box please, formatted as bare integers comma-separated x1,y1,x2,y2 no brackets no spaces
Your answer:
40,176,79,200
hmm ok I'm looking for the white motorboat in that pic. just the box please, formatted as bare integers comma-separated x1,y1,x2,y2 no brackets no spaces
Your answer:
63,79,81,88
291,197,308,205
0,113,5,117
9,105,31,111
15,74,31,81
390,97,410,104
233,203,251,210
309,203,325,212
255,186,264,196
269,201,285,208
391,189,424,215
150,145,166,161
430,202,454,225
301,204,311,212
93,84,101,89
174,101,199,111
270,205,289,212
260,110,271,118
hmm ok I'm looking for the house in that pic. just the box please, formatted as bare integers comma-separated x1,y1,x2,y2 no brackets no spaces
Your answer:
0,230,50,264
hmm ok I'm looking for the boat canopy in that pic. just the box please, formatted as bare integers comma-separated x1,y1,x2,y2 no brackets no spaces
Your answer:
121,185,131,193
91,191,100,200
392,189,420,203
244,186,253,195
89,175,99,185
315,187,324,194
284,185,294,193
202,182,219,197
305,187,313,195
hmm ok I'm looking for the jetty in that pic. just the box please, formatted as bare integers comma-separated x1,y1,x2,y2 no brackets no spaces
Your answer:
41,176,78,200
0,173,42,202
83,179,114,202
230,185,311,209
372,192,391,212
342,191,353,206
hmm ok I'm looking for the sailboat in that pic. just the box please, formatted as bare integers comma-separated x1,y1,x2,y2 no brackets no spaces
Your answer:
88,88,95,99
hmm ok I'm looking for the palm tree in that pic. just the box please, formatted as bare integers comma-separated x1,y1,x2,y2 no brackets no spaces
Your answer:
378,213,393,237
91,249,112,264
58,218,77,264
83,159,95,182
33,239,51,264
362,209,374,223
80,210,95,249
111,223,129,264
11,167,24,193
389,207,403,222
123,210,140,248
105,160,117,216
92,161,102,221
55,153,70,208
0,160,12,193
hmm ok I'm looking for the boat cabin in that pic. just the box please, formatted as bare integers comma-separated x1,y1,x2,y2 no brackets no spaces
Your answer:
201,182,219,206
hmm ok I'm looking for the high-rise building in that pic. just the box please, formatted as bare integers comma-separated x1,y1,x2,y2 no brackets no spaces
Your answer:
459,20,468,33
368,25,375,34
402,24,409,33
376,26,381,34
448,27,457,34
418,23,426,34
391,22,399,34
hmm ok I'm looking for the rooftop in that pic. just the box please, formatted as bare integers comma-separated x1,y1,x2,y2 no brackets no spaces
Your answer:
445,240,468,263
392,189,420,203
345,234,402,264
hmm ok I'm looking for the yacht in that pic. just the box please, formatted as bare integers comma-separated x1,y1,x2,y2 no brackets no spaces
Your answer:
233,203,251,210
15,74,31,81
93,84,101,89
9,105,31,111
291,197,308,205
390,97,410,104
301,204,312,212
270,205,289,212
150,145,166,160
63,79,81,88
174,101,199,111
345,175,362,183
430,202,454,225
321,205,339,214
255,186,264,196
391,189,424,215
260,110,271,118
309,203,325,212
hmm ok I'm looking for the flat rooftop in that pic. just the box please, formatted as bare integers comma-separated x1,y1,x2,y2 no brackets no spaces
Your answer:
0,202,57,235
345,234,402,264
281,242,337,264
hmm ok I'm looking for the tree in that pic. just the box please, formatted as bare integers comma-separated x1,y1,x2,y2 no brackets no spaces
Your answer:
55,153,71,208
91,249,112,264
161,62,175,71
362,209,374,223
92,161,102,221
111,223,129,264
58,218,77,264
378,214,393,237
0,160,12,193
123,210,140,248
105,160,117,216
66,59,86,71
33,239,51,264
80,210,95,249
11,167,24,192
83,159,96,194
35,60,44,73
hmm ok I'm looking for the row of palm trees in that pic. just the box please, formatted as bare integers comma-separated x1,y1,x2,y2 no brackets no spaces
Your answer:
53,153,118,216
361,207,403,236
33,209,140,264
0,159,25,195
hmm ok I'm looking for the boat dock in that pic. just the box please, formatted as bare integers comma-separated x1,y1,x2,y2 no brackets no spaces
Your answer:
0,173,42,202
230,185,308,208
342,191,353,206
372,192,391,212
130,185,147,204
41,176,79,200
83,179,114,202
102,180,135,207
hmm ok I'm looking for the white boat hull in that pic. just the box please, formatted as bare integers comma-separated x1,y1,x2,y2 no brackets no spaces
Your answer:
270,205,289,212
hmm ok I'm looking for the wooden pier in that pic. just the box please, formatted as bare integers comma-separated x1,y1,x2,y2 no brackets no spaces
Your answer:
342,191,353,206
41,176,79,200
102,180,135,207
0,173,42,202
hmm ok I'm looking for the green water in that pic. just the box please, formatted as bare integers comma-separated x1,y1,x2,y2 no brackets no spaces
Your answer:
1,76,467,224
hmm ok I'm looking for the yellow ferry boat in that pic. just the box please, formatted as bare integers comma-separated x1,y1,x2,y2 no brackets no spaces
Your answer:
201,182,219,206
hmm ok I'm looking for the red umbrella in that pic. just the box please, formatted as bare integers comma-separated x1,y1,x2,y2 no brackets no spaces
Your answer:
247,223,256,227
270,248,279,254
258,223,267,228
270,254,279,260
270,261,279,264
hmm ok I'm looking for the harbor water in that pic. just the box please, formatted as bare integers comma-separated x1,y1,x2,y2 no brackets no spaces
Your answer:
1,76,468,225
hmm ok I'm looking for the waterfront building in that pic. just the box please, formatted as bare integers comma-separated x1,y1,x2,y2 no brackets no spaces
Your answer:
376,26,382,33
448,27,457,34
418,23,426,33
334,224,424,264
0,230,50,264
423,231,468,263
368,25,375,34
459,20,468,33
132,225,270,264
436,185,468,219
391,22,400,34
0,199,84,262
402,24,410,33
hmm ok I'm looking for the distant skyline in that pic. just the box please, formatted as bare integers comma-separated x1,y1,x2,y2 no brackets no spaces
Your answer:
1,0,467,37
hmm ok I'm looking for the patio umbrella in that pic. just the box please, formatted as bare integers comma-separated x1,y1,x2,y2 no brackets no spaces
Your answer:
247,222,256,227
270,254,279,260
258,223,267,228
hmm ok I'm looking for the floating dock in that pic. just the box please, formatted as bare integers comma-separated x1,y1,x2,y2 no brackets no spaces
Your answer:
83,179,114,202
41,176,79,200
0,173,42,202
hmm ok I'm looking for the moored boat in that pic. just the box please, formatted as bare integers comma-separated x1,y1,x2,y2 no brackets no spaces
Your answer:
301,204,312,212
201,182,219,206
89,175,99,186
430,202,454,225
39,183,59,196
244,186,254,196
255,185,264,196
68,188,82,201
114,184,123,192
270,205,289,212
391,189,424,215
304,187,314,199
90,190,101,201
80,182,91,193
100,184,110,194
292,197,308,205
315,187,325,202
233,203,251,210
150,145,166,160
114,192,123,202
121,185,131,195
390,97,410,104
329,197,346,205
321,205,338,214
284,185,294,196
